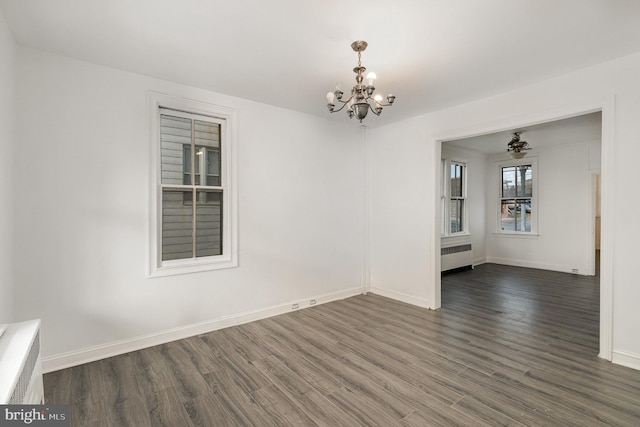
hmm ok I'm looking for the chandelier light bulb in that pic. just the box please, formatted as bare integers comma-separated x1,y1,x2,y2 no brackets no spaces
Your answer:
366,72,377,86
373,94,383,104
327,91,335,104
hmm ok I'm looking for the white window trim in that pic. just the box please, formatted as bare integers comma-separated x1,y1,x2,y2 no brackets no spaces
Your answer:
440,159,446,237
496,157,538,236
441,159,469,237
148,92,238,277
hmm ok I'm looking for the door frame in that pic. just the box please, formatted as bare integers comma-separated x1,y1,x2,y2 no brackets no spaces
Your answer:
429,97,614,360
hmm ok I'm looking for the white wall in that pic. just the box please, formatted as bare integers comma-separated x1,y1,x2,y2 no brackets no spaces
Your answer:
0,10,14,323
13,47,364,364
485,140,600,274
368,51,640,369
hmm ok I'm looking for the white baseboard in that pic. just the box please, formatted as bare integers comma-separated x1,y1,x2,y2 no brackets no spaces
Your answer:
486,257,587,275
612,350,640,371
42,287,362,373
473,258,487,267
369,287,430,309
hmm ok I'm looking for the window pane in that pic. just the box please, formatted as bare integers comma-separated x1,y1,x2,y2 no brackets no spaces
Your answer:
196,190,223,257
500,200,515,231
450,199,463,233
502,167,516,198
205,148,221,186
183,146,192,185
515,199,532,232
195,120,219,188
516,165,532,197
450,164,463,197
161,115,192,185
501,199,531,231
162,188,194,261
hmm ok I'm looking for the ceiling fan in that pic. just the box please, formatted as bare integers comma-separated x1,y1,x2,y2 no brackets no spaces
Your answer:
506,131,531,159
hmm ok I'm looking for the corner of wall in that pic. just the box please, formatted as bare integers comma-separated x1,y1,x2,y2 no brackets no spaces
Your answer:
0,8,15,323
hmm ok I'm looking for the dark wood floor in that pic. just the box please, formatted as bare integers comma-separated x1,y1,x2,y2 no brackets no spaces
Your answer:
44,263,640,426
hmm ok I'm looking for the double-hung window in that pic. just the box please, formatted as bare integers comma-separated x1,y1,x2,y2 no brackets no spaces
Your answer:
441,159,467,236
449,162,466,234
499,160,536,233
149,93,237,276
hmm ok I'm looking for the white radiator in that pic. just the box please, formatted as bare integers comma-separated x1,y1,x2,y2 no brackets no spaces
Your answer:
0,319,44,404
441,243,473,272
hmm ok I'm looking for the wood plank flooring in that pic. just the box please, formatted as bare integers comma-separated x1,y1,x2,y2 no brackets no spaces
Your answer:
44,263,640,426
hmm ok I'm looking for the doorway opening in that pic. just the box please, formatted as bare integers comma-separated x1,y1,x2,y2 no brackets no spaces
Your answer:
431,105,613,360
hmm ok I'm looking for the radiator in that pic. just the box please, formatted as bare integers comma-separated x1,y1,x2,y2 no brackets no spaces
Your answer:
0,319,44,404
441,243,473,272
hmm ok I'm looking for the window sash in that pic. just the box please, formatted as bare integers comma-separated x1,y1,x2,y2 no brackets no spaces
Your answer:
450,198,464,234
502,164,532,198
500,198,532,232
160,109,224,262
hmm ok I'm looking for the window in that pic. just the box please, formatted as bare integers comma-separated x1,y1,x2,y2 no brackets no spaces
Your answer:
449,162,465,234
499,160,536,233
441,159,467,236
149,93,237,276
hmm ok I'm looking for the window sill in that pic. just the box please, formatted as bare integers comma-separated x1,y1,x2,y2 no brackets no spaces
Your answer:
492,232,539,239
149,256,238,278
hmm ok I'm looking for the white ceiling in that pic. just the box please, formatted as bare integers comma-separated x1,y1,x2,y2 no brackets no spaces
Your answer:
444,112,602,155
2,1,640,126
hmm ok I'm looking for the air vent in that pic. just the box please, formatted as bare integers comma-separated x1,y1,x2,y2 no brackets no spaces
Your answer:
441,244,473,272
441,244,472,256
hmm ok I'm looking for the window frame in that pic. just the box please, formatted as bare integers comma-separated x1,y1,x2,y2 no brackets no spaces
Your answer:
496,157,538,235
441,159,468,237
148,92,238,277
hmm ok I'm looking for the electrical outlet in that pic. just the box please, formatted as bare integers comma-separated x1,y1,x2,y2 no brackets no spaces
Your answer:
292,303,299,310
310,299,316,305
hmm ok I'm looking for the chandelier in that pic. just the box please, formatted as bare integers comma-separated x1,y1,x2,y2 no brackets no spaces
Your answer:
507,132,531,159
326,41,396,122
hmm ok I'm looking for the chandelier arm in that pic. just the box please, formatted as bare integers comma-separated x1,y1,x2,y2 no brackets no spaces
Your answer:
329,101,351,114
328,93,357,113
361,93,394,108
